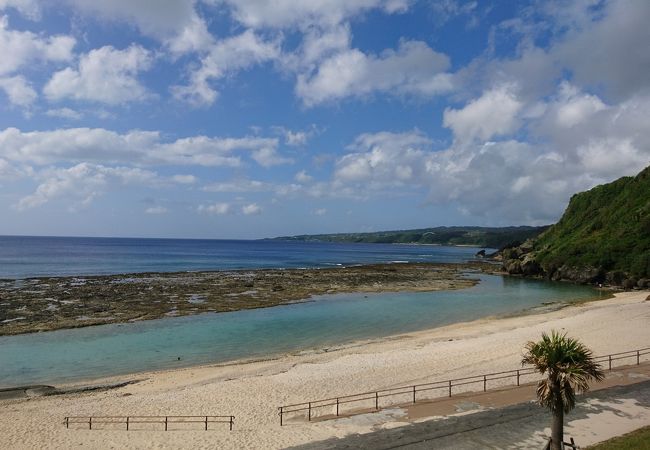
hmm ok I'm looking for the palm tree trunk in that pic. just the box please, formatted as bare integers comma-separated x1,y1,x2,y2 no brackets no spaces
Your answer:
551,385,564,450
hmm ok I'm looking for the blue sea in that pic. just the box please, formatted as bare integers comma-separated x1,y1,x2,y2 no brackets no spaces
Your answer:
0,235,486,279
0,236,598,386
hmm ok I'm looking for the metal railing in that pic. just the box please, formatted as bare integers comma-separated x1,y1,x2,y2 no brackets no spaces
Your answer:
64,415,235,431
278,347,650,425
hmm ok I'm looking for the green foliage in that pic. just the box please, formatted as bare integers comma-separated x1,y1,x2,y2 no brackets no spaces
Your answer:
534,166,650,277
522,331,605,414
273,226,547,249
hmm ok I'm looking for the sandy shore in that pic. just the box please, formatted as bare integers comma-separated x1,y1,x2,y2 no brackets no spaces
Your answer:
1,290,648,449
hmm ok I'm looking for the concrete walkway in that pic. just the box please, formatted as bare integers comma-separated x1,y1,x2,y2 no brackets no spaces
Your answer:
290,364,650,449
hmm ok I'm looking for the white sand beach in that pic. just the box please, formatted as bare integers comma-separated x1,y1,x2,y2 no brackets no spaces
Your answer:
1,290,649,449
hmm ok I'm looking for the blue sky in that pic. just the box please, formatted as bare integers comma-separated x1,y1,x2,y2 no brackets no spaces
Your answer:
0,0,648,239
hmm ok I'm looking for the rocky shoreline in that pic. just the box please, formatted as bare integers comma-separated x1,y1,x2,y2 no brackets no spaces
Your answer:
491,241,649,289
0,262,497,336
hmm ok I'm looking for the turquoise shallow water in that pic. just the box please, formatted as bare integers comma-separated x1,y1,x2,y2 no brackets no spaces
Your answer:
0,274,597,387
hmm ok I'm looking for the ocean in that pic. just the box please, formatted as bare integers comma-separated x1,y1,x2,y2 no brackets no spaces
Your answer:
0,236,598,386
0,235,486,279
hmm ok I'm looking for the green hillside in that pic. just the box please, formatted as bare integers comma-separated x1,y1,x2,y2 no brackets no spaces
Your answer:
503,165,650,286
272,226,547,249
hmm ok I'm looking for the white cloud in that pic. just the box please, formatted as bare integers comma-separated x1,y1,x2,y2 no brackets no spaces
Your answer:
334,130,432,185
443,84,522,141
313,208,327,216
16,163,159,210
198,202,231,215
294,170,313,183
251,147,293,167
547,82,607,128
242,203,261,215
0,0,41,20
172,30,280,106
430,0,478,25
44,45,153,105
145,206,168,214
61,0,212,54
220,0,410,29
202,179,270,193
0,15,75,76
45,107,82,120
552,0,650,100
171,174,197,184
0,127,279,167
0,75,36,106
296,40,451,106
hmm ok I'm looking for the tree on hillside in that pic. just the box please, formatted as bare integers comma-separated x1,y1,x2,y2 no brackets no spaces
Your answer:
522,331,605,450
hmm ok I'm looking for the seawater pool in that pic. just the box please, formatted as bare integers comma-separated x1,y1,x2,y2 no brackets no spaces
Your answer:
0,274,598,387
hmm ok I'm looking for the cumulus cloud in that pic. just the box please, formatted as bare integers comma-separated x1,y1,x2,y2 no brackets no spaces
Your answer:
198,202,231,215
172,30,280,106
45,107,83,120
332,80,650,223
251,147,293,167
202,179,270,193
296,40,452,106
0,0,41,20
334,130,432,185
16,163,159,210
242,203,261,215
0,15,75,76
294,170,313,183
62,0,212,54
0,75,37,106
443,84,522,141
0,127,279,167
171,174,197,184
44,45,153,105
220,0,410,29
552,0,650,101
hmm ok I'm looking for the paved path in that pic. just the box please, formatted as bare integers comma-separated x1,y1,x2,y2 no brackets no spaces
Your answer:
289,364,650,449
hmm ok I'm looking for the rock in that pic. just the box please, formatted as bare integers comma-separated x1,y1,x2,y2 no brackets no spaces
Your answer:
622,278,638,290
520,254,543,276
637,278,649,289
548,265,603,284
475,249,486,258
606,271,627,286
503,259,522,275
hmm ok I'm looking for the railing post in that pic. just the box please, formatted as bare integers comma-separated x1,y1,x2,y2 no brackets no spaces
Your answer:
308,402,312,421
483,375,487,392
279,407,283,426
448,380,452,397
230,416,234,431
609,355,612,371
65,417,69,429
165,416,168,431
126,416,129,431
205,416,208,431
637,350,640,365
412,385,416,404
517,370,520,386
336,398,339,416
375,392,379,410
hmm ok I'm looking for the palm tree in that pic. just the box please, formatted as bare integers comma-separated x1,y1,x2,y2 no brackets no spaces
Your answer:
522,331,605,450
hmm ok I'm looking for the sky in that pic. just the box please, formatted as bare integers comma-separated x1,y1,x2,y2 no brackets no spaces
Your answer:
0,0,648,239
